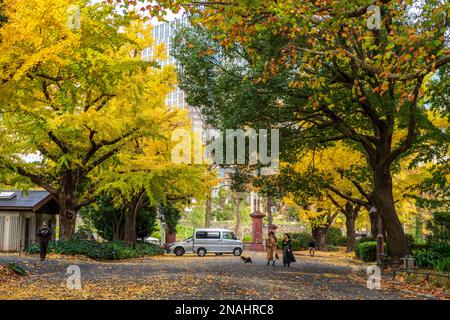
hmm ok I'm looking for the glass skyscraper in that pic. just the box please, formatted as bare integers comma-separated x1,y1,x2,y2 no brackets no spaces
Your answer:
143,17,204,134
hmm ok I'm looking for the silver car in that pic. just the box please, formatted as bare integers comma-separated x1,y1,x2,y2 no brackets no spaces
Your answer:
167,228,243,257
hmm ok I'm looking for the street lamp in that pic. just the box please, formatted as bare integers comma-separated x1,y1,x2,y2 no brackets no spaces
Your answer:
370,206,384,260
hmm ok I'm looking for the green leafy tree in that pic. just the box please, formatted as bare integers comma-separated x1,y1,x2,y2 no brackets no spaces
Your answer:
80,195,158,241
426,211,450,244
167,0,450,262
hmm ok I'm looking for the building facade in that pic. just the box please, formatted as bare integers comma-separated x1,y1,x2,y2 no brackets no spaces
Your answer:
0,191,59,252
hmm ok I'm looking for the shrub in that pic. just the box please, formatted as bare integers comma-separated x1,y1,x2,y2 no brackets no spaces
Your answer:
326,227,346,246
410,240,429,251
429,242,450,256
412,249,442,268
435,257,450,273
277,232,313,250
356,237,375,244
412,242,450,269
426,211,450,243
355,241,377,262
291,232,313,249
26,239,164,260
243,235,252,243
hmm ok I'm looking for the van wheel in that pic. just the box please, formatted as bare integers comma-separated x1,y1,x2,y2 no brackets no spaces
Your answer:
233,248,242,256
174,247,185,256
197,248,207,257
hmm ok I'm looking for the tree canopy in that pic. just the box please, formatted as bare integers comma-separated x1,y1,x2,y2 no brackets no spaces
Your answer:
0,0,178,238
163,0,449,262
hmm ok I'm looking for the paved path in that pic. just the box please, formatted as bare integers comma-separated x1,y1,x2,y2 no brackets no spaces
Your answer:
0,252,431,300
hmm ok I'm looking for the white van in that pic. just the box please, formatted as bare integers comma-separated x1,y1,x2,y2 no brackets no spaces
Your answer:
167,228,243,257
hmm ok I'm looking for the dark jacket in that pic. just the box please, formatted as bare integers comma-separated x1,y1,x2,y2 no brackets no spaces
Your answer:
282,239,296,263
37,227,52,243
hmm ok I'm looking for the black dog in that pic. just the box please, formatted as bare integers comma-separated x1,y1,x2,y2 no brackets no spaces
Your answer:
241,256,252,264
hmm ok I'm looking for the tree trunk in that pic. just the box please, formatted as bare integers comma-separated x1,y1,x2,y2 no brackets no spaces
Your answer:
205,191,212,228
312,227,327,251
267,196,272,226
124,191,145,246
373,166,409,264
345,215,356,253
343,202,360,253
58,193,77,240
124,207,137,245
112,212,123,241
369,210,378,238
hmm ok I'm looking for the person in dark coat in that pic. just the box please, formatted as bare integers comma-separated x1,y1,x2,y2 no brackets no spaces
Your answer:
308,239,317,257
282,233,296,267
37,221,52,261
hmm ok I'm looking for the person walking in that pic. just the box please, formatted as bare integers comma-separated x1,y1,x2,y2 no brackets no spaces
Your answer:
308,239,317,257
282,233,296,267
37,221,52,261
266,231,278,266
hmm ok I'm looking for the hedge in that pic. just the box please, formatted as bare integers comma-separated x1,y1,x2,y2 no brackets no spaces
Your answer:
326,227,347,246
355,239,450,270
436,257,450,273
411,242,450,269
277,232,313,251
277,231,347,251
355,241,377,262
27,239,164,260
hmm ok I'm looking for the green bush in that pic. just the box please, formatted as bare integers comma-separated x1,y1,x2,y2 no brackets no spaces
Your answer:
277,232,313,250
429,242,450,256
426,211,450,243
291,232,313,249
355,241,377,262
435,257,450,273
412,242,450,269
412,249,442,268
26,239,164,260
356,237,375,244
243,235,252,243
410,240,428,251
326,227,346,246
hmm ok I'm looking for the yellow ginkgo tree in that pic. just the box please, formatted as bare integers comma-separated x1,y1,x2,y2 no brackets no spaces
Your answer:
0,0,176,239
95,123,215,245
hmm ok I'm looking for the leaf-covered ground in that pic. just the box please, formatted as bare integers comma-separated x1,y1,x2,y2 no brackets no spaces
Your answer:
0,251,444,300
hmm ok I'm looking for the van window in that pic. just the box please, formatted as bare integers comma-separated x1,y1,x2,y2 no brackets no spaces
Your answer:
196,231,208,239
223,231,237,240
207,232,220,239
